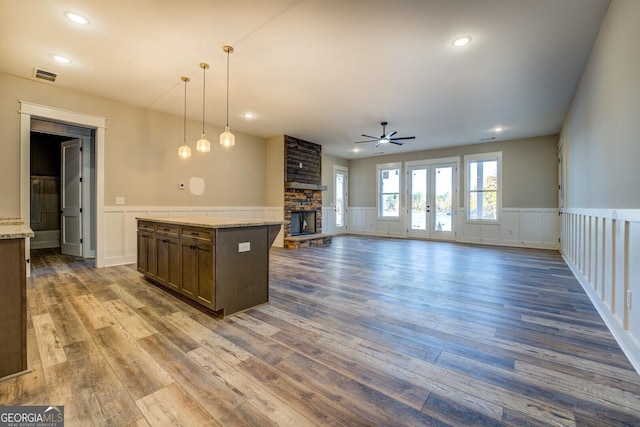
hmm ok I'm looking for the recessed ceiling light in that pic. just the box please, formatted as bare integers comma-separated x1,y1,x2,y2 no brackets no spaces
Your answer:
64,11,89,25
452,36,472,47
352,148,361,153
493,126,504,132
242,112,254,119
50,54,71,63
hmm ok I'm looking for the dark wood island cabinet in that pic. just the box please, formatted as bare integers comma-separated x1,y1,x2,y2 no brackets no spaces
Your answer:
137,217,282,317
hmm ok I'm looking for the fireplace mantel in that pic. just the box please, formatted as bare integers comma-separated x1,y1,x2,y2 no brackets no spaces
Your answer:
285,181,327,191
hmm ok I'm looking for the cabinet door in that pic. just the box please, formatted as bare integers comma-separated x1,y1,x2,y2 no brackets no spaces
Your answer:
180,240,198,299
137,231,156,276
0,239,27,378
195,242,214,309
156,237,180,291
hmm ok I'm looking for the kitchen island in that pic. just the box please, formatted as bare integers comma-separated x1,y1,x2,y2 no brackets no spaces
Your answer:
137,216,282,317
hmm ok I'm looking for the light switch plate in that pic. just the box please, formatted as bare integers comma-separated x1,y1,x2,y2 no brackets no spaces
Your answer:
238,242,251,252
115,196,125,205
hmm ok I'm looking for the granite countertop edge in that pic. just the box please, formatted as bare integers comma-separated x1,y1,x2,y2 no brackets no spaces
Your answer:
0,219,35,239
137,216,283,229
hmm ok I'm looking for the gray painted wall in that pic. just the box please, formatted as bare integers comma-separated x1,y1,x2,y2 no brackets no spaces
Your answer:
347,135,559,209
560,0,640,209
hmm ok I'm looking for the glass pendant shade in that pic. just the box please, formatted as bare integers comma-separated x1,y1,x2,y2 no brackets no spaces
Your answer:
220,125,235,147
196,133,211,152
178,144,191,158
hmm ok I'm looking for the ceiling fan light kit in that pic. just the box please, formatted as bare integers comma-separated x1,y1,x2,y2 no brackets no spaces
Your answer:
354,121,416,148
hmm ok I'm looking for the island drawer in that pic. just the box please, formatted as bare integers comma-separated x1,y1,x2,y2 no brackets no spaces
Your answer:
156,224,179,236
180,226,214,243
138,221,155,232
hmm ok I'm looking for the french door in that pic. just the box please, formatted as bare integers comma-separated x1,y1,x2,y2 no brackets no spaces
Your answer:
407,161,457,240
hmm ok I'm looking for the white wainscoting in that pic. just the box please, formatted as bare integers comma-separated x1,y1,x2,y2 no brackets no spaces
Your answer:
101,206,284,267
347,206,559,249
322,207,336,235
459,208,559,249
561,208,640,373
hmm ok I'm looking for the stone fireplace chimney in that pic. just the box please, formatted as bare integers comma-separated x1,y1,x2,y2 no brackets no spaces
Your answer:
283,135,331,249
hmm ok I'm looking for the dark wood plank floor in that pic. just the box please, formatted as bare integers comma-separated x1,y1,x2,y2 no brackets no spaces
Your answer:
2,236,639,426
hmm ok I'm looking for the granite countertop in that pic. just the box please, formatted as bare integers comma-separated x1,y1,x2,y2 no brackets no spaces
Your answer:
137,216,283,229
0,219,35,239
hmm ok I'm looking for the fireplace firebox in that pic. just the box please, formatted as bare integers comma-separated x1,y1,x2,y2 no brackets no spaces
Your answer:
290,211,317,236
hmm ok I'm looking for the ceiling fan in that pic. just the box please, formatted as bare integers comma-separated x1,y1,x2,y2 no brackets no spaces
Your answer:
354,121,415,147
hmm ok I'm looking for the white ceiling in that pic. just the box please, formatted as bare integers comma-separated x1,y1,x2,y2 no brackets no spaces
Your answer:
0,0,610,159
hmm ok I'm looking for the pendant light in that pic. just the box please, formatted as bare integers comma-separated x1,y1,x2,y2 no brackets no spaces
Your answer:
220,45,235,147
177,76,191,159
196,62,211,152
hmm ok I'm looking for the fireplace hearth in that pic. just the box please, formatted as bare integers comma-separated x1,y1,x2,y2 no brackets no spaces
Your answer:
290,210,317,236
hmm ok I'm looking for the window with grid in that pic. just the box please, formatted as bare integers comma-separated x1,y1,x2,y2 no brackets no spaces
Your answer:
465,152,502,222
377,163,401,218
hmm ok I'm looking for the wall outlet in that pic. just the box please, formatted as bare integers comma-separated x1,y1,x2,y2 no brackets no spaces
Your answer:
115,196,125,205
238,242,251,252
627,289,632,310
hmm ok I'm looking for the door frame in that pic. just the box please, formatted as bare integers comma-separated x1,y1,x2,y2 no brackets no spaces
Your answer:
405,156,460,241
333,165,348,234
20,102,106,272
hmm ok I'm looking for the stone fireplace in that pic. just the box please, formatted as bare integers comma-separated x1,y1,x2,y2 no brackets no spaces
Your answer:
283,135,332,249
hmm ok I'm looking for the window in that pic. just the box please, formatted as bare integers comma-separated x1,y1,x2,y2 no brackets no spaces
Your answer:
377,163,401,218
465,152,502,222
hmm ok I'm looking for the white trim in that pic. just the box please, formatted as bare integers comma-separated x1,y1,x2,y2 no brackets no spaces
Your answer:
564,208,640,223
19,101,107,268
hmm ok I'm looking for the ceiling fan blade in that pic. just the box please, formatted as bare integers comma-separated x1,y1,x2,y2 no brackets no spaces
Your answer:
389,141,405,146
389,136,415,141
385,130,397,139
354,139,377,144
361,134,378,139
375,142,382,148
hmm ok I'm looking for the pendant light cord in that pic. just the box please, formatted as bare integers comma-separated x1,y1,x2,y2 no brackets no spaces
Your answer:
183,78,188,141
225,49,230,127
201,65,206,134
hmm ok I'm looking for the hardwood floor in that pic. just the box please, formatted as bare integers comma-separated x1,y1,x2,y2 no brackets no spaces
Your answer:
2,236,639,426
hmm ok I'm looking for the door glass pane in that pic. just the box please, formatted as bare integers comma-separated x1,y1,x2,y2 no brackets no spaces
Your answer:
335,172,344,227
434,166,452,232
411,169,427,230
